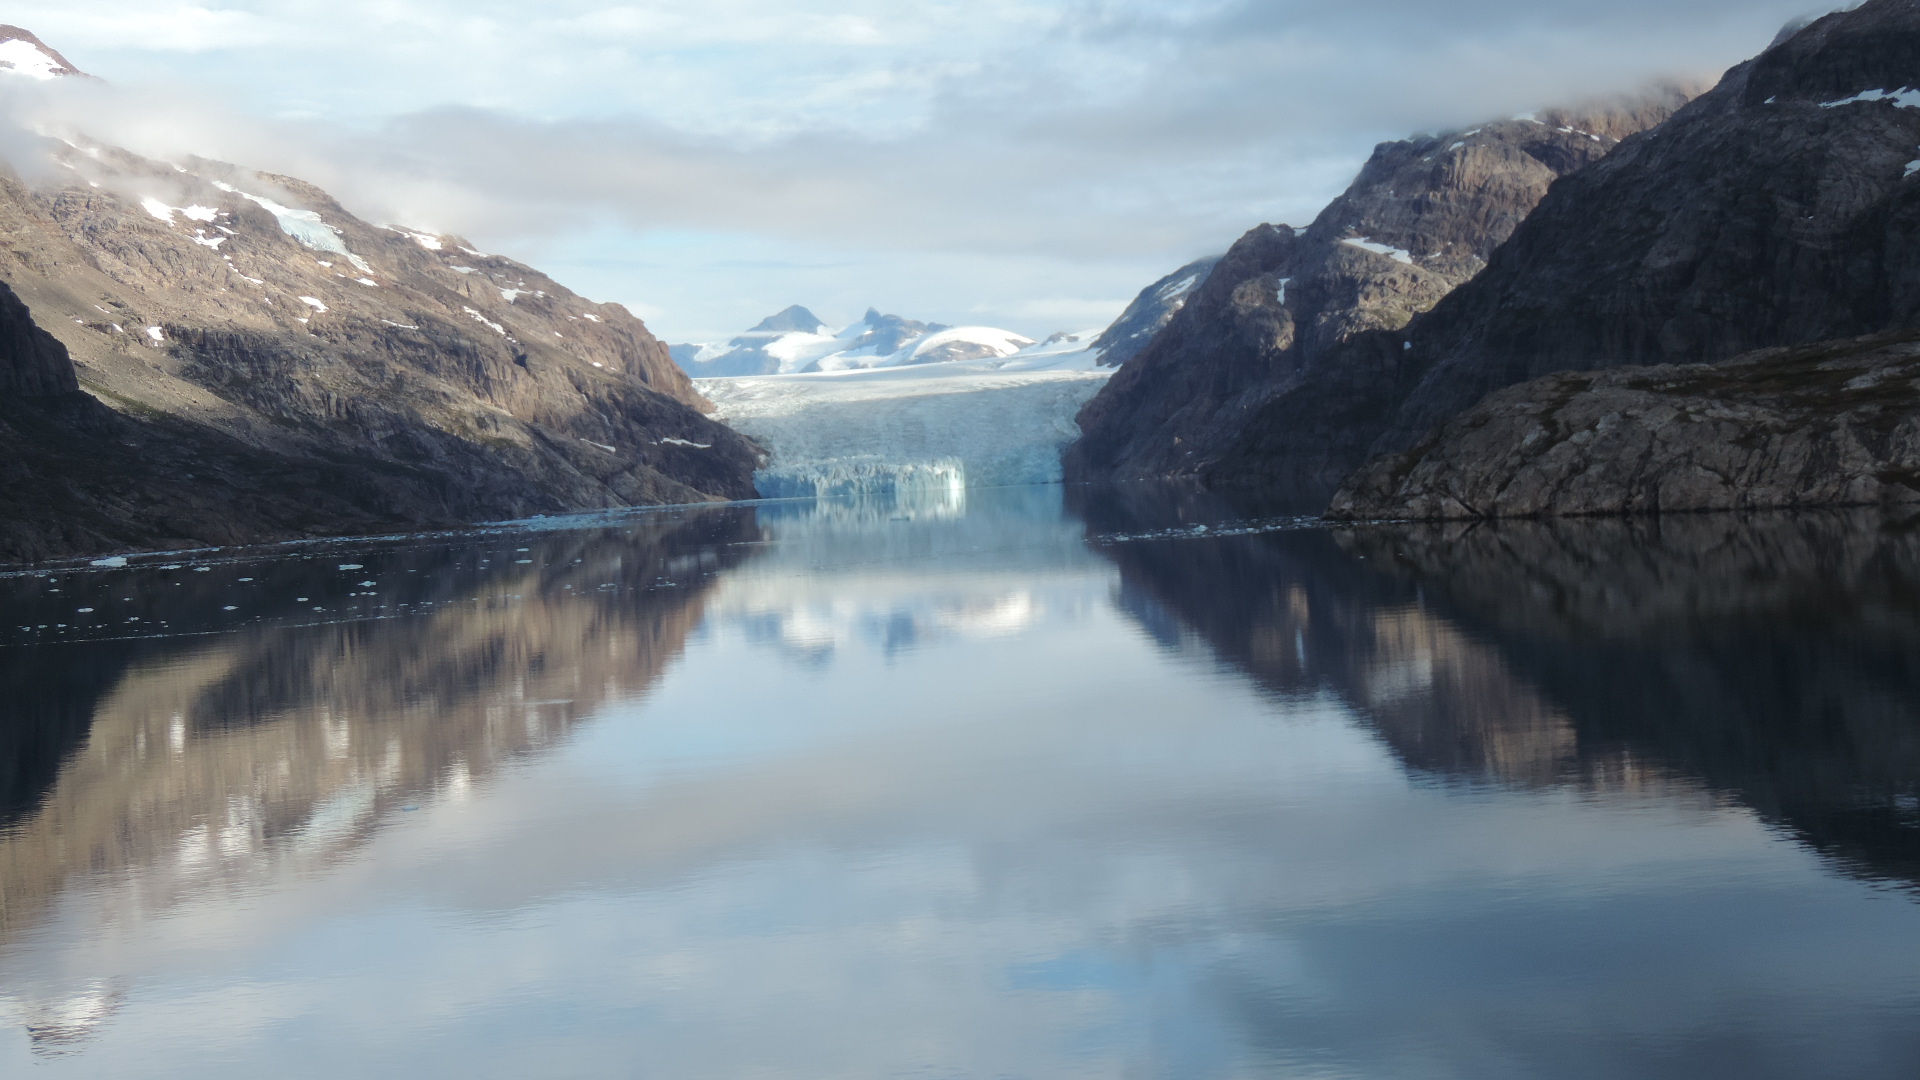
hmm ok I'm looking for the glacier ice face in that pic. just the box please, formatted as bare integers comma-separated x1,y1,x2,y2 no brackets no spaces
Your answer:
699,361,1111,497
756,456,967,500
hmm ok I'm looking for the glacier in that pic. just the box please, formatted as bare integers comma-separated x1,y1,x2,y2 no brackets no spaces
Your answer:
700,350,1110,497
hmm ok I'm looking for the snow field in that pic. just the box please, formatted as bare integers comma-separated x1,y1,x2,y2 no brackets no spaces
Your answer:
700,362,1112,497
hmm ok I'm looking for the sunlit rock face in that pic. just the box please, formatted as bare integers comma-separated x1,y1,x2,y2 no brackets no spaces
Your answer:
0,38,760,562
1067,88,1691,486
1076,484,1920,889
0,507,758,966
1217,0,1920,496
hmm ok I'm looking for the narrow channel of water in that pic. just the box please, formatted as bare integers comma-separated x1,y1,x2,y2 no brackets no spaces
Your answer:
0,485,1916,1078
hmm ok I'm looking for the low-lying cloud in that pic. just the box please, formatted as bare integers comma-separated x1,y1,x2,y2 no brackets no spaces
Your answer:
0,1,1830,338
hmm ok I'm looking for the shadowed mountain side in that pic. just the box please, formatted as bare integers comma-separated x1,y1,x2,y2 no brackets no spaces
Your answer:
1328,330,1920,520
1066,89,1691,484
0,506,761,951
1213,0,1920,494
1072,485,1920,891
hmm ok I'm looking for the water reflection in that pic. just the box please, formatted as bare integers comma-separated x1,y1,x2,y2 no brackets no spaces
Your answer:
1077,484,1920,890
3,486,1919,1078
0,508,757,1048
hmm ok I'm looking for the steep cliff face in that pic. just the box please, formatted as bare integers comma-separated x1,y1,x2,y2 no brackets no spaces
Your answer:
0,115,761,560
1214,0,1920,493
1064,89,1691,484
1328,331,1920,520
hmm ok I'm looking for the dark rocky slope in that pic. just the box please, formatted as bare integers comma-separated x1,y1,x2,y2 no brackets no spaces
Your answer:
1329,331,1920,519
0,113,759,562
1213,0,1920,494
1065,89,1690,484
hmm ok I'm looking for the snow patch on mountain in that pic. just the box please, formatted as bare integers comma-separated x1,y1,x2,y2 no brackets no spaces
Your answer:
213,182,373,274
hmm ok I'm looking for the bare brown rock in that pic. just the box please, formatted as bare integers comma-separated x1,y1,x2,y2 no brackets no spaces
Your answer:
0,130,762,562
1064,88,1692,485
1328,331,1920,519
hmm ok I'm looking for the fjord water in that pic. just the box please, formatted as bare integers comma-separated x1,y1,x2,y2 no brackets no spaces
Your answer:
1,488,1918,1078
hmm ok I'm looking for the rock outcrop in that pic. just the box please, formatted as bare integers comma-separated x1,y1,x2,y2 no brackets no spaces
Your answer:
1214,0,1920,495
0,101,761,561
1064,88,1691,485
1328,331,1920,519
1088,255,1221,369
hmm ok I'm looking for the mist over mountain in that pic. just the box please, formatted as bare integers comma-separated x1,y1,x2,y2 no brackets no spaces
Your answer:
0,33,760,560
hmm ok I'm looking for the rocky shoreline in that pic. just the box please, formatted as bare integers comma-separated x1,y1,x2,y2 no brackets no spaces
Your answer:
1328,332,1920,521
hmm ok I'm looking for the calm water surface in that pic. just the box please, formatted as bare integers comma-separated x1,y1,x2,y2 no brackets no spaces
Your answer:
1,485,1917,1078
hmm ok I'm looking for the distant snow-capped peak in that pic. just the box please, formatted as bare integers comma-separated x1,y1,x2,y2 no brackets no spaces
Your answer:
0,27,86,80
673,306,1088,377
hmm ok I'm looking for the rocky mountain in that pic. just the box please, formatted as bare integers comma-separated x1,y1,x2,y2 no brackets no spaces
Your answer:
1328,330,1920,519
1089,255,1221,369
1213,0,1920,497
0,26,86,80
1064,88,1693,485
672,306,1042,376
0,50,762,561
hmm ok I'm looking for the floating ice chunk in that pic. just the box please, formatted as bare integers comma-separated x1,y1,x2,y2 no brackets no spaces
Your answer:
338,563,363,570
1820,87,1920,109
299,296,328,312
1341,237,1416,265
89,556,128,568
1907,156,1920,178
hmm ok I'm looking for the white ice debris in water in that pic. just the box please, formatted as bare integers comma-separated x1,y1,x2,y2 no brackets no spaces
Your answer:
659,437,711,449
1821,87,1920,109
0,39,61,79
463,306,506,335
145,326,164,343
1341,237,1416,265
338,563,363,570
299,296,329,312
89,556,128,568
213,181,373,273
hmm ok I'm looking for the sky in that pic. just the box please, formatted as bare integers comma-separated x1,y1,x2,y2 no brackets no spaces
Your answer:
1,1,1832,342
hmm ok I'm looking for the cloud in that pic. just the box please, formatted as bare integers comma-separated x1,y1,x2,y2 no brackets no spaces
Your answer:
0,1,1831,338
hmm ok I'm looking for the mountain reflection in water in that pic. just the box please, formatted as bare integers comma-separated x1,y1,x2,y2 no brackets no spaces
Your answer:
1,485,1918,1079
1078,484,1920,890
